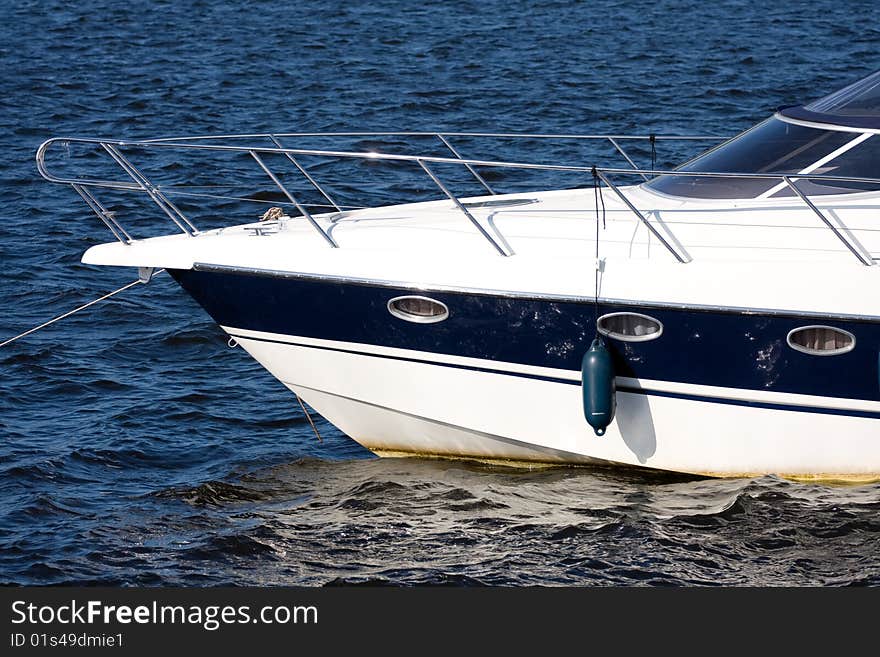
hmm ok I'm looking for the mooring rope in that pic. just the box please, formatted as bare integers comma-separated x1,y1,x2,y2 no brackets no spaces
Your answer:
0,272,163,349
5,272,327,445
591,166,606,337
295,393,323,443
226,338,323,443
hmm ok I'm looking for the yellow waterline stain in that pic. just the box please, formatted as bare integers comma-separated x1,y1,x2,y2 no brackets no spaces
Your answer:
370,449,880,484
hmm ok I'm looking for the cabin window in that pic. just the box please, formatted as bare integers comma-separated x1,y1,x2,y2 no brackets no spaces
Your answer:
786,325,855,356
387,296,449,324
597,312,663,342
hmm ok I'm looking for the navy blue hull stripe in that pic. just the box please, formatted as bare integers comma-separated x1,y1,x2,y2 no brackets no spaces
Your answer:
230,332,880,420
615,386,880,419
170,268,880,401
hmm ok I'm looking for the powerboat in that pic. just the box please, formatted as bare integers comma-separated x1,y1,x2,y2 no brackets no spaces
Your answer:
36,71,880,480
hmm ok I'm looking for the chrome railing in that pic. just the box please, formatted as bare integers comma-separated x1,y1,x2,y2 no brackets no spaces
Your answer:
35,132,880,266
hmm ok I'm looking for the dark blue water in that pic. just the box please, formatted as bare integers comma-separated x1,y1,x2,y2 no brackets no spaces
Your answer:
2,0,880,586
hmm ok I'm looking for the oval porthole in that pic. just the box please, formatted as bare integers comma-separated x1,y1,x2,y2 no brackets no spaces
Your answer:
597,312,663,342
387,296,449,324
787,325,855,356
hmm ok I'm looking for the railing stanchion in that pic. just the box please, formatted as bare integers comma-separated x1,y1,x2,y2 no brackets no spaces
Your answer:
268,135,343,212
71,184,133,244
417,159,509,256
608,137,649,181
249,151,339,248
783,176,874,266
594,169,691,264
436,134,496,196
101,144,199,236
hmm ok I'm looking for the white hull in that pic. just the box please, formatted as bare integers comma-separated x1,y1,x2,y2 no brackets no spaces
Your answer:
231,327,880,480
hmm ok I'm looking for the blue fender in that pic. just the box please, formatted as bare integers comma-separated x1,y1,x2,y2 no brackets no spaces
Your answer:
581,337,616,436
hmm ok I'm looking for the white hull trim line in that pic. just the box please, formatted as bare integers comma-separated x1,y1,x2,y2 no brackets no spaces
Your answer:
224,327,880,415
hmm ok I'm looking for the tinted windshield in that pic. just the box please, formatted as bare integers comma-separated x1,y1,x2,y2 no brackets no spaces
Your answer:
646,118,880,199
